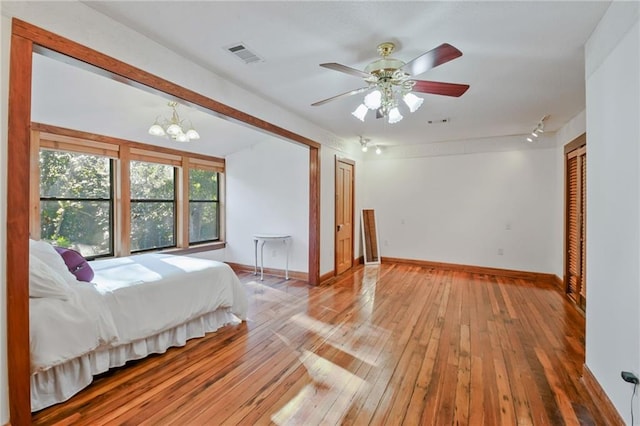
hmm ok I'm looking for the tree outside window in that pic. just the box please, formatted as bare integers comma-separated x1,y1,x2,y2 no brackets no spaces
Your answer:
39,150,113,258
189,168,219,244
130,161,176,252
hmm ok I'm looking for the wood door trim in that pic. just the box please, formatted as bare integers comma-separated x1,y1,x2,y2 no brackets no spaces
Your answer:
7,18,322,423
334,156,355,276
564,133,586,154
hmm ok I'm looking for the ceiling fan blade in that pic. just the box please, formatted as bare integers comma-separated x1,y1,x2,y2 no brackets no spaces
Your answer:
311,86,370,106
402,43,463,77
320,63,371,79
412,80,470,97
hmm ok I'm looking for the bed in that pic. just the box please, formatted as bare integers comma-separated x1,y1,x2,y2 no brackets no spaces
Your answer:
28,239,248,412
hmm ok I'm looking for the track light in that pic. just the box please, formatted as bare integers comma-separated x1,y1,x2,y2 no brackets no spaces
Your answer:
524,115,548,143
360,136,370,152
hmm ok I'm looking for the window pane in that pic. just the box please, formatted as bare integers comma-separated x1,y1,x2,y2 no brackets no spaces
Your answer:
40,150,110,198
40,200,112,257
189,202,218,243
39,150,112,257
130,161,175,200
130,202,175,251
189,169,218,201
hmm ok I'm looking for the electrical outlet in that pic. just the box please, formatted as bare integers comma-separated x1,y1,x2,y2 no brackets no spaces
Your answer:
621,371,639,384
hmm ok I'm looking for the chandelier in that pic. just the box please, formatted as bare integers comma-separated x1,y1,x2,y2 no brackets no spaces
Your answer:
351,43,424,124
148,101,200,142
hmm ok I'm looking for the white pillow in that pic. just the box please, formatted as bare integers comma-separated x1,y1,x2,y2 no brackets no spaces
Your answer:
29,254,72,300
29,239,78,285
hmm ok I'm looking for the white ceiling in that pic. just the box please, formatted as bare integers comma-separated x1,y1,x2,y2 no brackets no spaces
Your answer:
34,1,611,156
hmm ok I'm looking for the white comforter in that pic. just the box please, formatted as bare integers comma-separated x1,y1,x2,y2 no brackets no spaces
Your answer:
30,253,247,373
91,254,247,344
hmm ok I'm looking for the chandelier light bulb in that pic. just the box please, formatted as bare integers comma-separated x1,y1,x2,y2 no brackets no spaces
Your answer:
362,144,368,152
186,129,200,140
375,145,382,155
175,132,189,142
526,137,533,142
148,123,165,137
166,123,182,136
403,93,424,113
388,107,403,124
352,104,368,122
364,90,382,110
531,131,538,138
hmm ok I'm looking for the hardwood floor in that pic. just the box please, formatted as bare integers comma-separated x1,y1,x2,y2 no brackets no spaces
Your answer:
32,263,605,425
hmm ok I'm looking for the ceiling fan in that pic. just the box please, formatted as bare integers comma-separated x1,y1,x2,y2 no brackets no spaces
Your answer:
312,42,470,123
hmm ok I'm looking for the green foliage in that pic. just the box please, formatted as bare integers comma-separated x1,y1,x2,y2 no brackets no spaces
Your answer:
189,169,219,243
39,151,111,257
130,161,176,251
39,153,220,255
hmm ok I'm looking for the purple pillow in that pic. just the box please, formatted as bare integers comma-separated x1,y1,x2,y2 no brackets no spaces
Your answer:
54,247,95,282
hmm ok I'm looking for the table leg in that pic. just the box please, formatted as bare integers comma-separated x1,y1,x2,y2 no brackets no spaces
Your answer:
253,238,258,276
284,239,289,280
260,240,266,281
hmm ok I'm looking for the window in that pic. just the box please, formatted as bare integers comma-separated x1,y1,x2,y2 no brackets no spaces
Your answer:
130,161,176,252
32,127,226,256
189,168,219,244
39,149,113,258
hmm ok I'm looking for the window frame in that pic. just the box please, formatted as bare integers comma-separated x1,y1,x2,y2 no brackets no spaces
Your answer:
188,167,220,245
30,124,226,257
129,161,178,253
38,148,115,259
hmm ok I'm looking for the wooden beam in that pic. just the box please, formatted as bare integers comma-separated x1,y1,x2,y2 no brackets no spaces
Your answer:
7,32,33,425
308,147,320,285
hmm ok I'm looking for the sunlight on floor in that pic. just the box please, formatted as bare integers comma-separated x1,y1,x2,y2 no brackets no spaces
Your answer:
270,350,369,425
289,313,386,367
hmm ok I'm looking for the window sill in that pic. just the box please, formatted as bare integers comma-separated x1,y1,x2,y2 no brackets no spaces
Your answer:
166,241,226,255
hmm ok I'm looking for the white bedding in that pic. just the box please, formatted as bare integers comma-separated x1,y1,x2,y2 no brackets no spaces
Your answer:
91,254,247,344
30,252,248,411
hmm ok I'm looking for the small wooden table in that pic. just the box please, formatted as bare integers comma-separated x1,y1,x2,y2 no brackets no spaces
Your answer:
253,234,292,281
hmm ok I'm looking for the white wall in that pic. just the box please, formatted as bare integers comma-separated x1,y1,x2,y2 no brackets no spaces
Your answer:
0,13,9,426
584,2,640,423
362,144,560,273
225,137,309,273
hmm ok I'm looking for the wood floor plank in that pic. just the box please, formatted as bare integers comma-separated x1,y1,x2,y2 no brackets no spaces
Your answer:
32,264,607,425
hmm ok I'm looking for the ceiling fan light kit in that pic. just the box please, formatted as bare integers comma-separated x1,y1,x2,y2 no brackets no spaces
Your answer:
313,41,469,125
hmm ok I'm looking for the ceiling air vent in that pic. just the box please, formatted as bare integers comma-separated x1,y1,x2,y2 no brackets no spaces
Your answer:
225,42,263,64
427,118,450,125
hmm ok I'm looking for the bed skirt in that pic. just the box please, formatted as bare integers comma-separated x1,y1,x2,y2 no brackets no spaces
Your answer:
31,307,240,412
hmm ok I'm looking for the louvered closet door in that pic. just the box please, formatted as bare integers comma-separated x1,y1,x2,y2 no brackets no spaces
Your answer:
566,146,586,308
579,154,587,305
